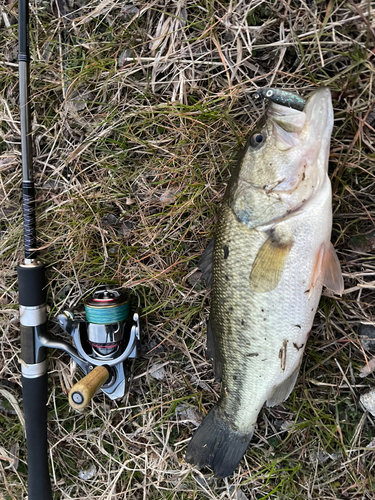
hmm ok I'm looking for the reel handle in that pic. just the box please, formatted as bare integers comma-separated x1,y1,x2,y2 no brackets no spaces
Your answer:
69,366,110,410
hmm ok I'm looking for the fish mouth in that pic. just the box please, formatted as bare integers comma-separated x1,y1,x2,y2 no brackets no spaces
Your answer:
267,87,333,152
263,88,333,194
295,87,334,183
300,87,334,155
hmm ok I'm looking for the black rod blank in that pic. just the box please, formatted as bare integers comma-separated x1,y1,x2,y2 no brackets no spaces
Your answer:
19,0,36,259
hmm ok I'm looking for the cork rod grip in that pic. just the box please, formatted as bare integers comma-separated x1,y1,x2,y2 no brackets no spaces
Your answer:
69,366,110,410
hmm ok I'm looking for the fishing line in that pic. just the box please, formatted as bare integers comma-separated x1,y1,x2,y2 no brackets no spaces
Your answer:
55,0,81,306
84,290,130,324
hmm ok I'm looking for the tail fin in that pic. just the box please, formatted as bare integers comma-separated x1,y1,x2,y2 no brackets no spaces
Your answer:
185,405,254,478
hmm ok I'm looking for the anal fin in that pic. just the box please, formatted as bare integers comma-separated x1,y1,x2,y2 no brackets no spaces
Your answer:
266,363,301,407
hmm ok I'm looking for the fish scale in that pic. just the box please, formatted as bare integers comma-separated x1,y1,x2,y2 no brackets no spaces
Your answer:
186,87,344,478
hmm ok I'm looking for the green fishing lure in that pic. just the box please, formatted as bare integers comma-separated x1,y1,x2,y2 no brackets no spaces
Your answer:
257,87,306,111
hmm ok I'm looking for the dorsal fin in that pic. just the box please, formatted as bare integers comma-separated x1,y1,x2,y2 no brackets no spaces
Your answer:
207,318,222,382
198,238,214,288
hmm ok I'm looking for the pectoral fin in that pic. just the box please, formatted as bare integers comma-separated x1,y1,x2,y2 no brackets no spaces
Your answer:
249,234,293,293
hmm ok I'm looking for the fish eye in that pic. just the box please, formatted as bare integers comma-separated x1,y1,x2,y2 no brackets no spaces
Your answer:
250,132,266,148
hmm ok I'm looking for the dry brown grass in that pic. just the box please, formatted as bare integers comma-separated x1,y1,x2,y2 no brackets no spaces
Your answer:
1,0,375,498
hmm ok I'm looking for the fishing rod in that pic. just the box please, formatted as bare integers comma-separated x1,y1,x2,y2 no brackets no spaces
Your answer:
17,0,52,497
17,3,141,497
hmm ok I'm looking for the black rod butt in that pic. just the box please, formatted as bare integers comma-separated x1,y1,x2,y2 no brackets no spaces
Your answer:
22,372,52,500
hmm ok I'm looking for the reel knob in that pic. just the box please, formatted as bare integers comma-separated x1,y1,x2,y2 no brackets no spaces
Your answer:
69,366,110,410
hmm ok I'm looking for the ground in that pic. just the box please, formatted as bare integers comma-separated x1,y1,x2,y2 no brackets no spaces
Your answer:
0,0,375,498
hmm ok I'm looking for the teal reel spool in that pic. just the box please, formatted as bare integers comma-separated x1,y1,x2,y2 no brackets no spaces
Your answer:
84,290,130,325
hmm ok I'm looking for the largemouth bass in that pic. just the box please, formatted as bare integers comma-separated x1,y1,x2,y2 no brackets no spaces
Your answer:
185,87,344,478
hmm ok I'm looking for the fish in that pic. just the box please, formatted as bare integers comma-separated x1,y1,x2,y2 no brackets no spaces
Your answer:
185,87,344,478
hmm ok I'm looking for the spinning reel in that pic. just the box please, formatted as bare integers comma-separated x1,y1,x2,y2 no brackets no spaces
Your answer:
37,288,140,410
